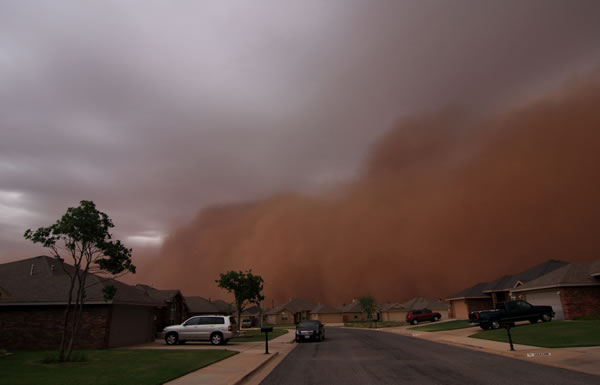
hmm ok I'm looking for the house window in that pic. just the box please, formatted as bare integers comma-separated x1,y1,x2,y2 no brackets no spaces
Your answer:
281,312,288,321
354,314,358,319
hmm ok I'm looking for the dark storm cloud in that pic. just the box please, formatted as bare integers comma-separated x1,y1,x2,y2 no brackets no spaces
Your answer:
1,1,600,260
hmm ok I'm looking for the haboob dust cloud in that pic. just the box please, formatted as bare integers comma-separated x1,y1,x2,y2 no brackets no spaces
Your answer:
139,74,600,305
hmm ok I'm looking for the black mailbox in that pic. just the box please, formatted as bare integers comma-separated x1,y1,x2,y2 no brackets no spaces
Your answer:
261,326,273,354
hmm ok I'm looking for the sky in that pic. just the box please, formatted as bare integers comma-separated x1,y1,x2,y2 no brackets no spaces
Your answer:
2,1,600,303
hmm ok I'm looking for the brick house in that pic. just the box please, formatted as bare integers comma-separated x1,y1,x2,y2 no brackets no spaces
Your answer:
512,260,600,320
446,259,568,319
264,298,315,324
341,299,381,322
135,284,187,333
401,297,449,320
309,304,343,324
0,256,163,349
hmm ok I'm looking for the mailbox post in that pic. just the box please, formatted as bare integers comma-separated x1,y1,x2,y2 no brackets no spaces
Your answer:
261,326,273,354
503,322,515,351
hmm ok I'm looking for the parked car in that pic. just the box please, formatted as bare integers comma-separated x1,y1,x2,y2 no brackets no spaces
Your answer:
295,320,325,342
162,315,239,345
241,319,252,328
406,308,442,325
469,300,554,330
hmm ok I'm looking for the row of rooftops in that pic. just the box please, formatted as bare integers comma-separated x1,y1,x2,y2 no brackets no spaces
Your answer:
264,296,448,316
0,256,229,314
445,259,600,300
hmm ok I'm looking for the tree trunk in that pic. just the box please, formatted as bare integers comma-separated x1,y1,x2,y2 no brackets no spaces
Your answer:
58,264,78,361
66,264,89,360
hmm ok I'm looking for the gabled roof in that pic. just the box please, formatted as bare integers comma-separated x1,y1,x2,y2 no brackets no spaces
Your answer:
185,296,230,314
265,298,315,315
446,282,490,300
446,259,569,300
0,256,162,307
135,284,182,305
379,302,406,312
482,260,568,292
311,303,342,314
512,260,600,292
401,297,447,310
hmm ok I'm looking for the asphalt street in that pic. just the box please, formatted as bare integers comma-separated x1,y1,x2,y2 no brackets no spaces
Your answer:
259,327,599,385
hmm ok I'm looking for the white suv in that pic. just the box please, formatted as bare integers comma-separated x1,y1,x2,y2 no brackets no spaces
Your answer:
162,315,239,345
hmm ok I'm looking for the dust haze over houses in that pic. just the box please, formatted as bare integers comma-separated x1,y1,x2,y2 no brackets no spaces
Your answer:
1,1,600,304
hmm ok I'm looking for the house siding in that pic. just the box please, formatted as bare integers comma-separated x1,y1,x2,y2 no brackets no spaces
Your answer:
560,286,600,320
310,313,343,324
0,305,110,349
450,298,493,319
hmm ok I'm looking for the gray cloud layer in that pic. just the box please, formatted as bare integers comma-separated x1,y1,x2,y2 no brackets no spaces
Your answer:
1,0,600,259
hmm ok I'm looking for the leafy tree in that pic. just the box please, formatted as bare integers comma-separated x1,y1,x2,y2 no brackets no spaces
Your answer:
24,200,135,361
358,296,377,323
216,270,264,327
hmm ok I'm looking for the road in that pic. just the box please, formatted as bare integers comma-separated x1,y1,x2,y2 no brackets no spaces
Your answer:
259,327,598,385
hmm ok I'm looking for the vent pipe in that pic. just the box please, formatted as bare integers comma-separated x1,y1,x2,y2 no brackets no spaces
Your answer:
30,264,35,276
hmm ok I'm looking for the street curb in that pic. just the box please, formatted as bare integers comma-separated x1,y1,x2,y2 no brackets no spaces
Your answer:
231,351,279,385
395,332,600,377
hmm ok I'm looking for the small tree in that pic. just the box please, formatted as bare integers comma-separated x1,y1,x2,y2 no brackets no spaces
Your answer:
24,200,135,361
216,270,264,327
358,296,377,325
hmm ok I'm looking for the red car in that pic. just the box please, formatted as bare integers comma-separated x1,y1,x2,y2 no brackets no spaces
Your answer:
406,308,442,325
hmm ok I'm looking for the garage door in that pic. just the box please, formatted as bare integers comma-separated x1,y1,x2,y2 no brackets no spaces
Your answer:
525,291,564,320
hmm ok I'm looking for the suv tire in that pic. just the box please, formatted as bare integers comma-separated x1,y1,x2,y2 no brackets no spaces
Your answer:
210,332,224,345
411,319,418,325
165,332,178,345
433,316,440,322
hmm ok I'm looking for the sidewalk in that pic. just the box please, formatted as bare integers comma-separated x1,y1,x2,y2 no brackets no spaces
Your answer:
380,323,600,376
146,330,297,385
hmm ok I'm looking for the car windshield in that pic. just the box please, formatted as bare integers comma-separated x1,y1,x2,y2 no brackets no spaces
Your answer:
297,321,319,328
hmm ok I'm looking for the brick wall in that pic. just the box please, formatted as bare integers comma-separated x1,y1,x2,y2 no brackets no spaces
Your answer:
0,305,111,349
466,298,494,313
559,286,600,319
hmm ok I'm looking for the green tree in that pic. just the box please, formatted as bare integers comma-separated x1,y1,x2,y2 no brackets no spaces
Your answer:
216,270,264,327
358,296,377,324
24,200,135,361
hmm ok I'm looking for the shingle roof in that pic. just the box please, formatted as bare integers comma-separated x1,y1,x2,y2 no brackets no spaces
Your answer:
483,260,568,292
311,303,342,314
241,305,260,316
0,256,162,307
185,296,228,314
379,302,407,312
135,284,182,304
512,260,600,292
446,259,569,300
265,298,316,315
446,282,490,300
401,297,447,310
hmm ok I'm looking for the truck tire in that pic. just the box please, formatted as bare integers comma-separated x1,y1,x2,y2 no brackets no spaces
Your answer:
490,320,501,329
542,313,552,322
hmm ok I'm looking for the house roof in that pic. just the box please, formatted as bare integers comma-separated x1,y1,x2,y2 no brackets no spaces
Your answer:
265,298,315,315
241,305,260,316
512,260,600,292
446,282,491,300
401,297,447,310
135,284,182,305
446,259,569,300
185,296,230,314
311,303,342,314
379,302,406,312
0,255,162,307
482,259,568,292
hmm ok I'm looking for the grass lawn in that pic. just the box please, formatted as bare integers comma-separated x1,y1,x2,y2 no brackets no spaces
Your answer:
0,349,236,385
345,321,407,328
409,320,473,332
469,320,600,348
230,329,288,342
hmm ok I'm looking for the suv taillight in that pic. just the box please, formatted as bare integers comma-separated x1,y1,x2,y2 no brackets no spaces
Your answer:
476,313,479,319
228,325,232,331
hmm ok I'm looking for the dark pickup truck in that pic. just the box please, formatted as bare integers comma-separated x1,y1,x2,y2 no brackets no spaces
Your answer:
469,300,554,330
